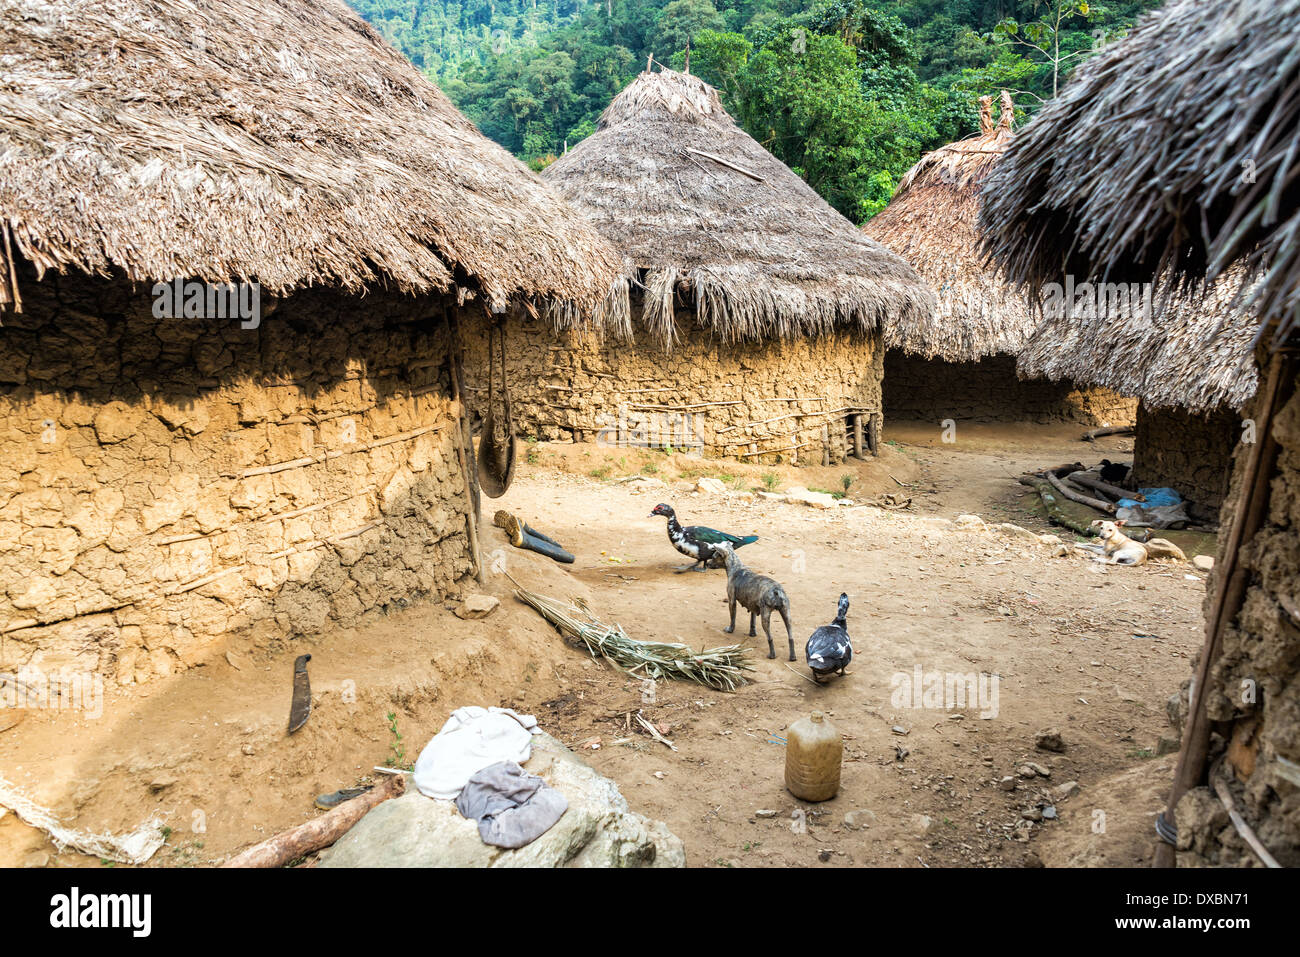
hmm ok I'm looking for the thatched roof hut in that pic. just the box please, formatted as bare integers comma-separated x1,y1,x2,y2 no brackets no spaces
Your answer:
980,0,1300,870
0,0,626,324
980,0,1300,350
541,67,936,346
863,92,1035,361
1016,281,1260,415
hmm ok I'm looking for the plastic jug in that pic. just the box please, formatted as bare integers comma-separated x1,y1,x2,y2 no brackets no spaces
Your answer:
784,710,842,801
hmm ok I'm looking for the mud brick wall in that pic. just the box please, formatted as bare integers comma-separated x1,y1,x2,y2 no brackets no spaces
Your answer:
1133,404,1240,524
883,351,1138,426
463,306,884,465
0,268,471,684
1174,366,1300,867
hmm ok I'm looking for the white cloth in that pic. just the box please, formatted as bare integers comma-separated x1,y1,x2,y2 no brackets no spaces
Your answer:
412,706,542,800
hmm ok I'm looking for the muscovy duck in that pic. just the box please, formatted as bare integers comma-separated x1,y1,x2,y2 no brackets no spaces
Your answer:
805,593,852,682
650,503,758,572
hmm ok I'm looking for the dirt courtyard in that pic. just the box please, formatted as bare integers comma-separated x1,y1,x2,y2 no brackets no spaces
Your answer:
0,422,1210,867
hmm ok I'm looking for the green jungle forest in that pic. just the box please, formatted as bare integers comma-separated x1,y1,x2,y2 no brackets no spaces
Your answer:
347,0,1161,220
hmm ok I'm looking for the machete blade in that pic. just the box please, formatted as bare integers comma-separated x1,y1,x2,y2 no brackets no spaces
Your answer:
288,653,312,734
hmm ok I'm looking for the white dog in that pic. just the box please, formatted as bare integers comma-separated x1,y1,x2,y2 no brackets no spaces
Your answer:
1083,519,1186,565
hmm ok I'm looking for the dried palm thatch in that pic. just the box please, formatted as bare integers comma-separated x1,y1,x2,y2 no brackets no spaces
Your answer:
542,67,936,347
0,0,627,328
1016,275,1260,414
980,0,1300,351
864,92,1036,361
512,584,753,691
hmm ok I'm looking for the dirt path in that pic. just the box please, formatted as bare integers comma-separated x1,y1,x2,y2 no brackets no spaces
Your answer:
0,428,1206,868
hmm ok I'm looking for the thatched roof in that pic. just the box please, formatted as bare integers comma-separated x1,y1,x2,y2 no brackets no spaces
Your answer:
863,91,1034,361
0,0,627,325
1016,277,1260,414
541,68,935,346
980,0,1300,351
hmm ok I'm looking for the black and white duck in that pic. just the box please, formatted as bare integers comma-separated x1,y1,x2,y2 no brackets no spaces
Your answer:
650,503,758,572
806,593,852,682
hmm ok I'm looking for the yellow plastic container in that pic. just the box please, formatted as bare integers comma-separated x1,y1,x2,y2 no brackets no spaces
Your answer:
784,711,842,801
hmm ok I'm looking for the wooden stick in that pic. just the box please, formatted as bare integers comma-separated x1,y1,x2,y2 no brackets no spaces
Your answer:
682,147,766,182
633,711,678,752
1018,474,1094,535
447,309,484,585
717,406,878,434
739,441,814,459
1067,471,1142,502
167,564,248,596
1155,351,1295,868
221,774,406,868
1212,765,1281,868
226,425,442,479
1043,469,1115,514
629,401,742,412
1082,425,1136,441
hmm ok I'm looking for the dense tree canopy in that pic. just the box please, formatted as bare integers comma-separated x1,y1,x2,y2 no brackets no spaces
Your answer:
348,0,1162,221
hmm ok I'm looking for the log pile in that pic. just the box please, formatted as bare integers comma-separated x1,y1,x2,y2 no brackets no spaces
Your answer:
1018,461,1138,535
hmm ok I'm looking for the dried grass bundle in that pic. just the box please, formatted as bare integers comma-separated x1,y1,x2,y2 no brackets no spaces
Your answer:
512,585,753,691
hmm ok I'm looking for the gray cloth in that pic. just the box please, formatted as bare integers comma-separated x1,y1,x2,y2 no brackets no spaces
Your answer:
1116,502,1191,529
455,761,568,849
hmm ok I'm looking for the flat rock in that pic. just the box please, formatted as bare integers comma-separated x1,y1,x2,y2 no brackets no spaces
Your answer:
784,486,836,509
844,810,876,830
695,477,727,495
454,595,500,620
994,522,1041,543
319,733,684,868
1053,781,1081,802
1192,555,1215,571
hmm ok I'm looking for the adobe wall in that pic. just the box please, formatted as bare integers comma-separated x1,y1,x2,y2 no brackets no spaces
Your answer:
1173,363,1300,867
462,308,884,465
883,351,1138,426
0,269,471,685
1133,404,1240,524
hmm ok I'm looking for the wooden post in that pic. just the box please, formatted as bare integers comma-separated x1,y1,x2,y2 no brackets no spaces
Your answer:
822,424,830,466
851,414,865,460
447,308,485,585
1153,350,1295,867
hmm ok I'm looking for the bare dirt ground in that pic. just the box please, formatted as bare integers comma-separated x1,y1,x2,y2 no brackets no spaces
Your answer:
0,422,1208,868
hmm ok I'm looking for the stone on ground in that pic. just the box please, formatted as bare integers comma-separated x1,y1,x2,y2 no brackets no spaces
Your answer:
454,594,500,620
318,733,685,868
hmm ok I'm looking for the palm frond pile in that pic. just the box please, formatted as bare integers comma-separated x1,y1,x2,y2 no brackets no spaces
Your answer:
513,586,753,691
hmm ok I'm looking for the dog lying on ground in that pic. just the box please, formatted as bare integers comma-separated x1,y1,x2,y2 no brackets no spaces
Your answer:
711,542,795,661
1083,519,1187,565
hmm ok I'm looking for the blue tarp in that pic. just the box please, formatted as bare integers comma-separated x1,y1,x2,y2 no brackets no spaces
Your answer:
1118,487,1182,510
